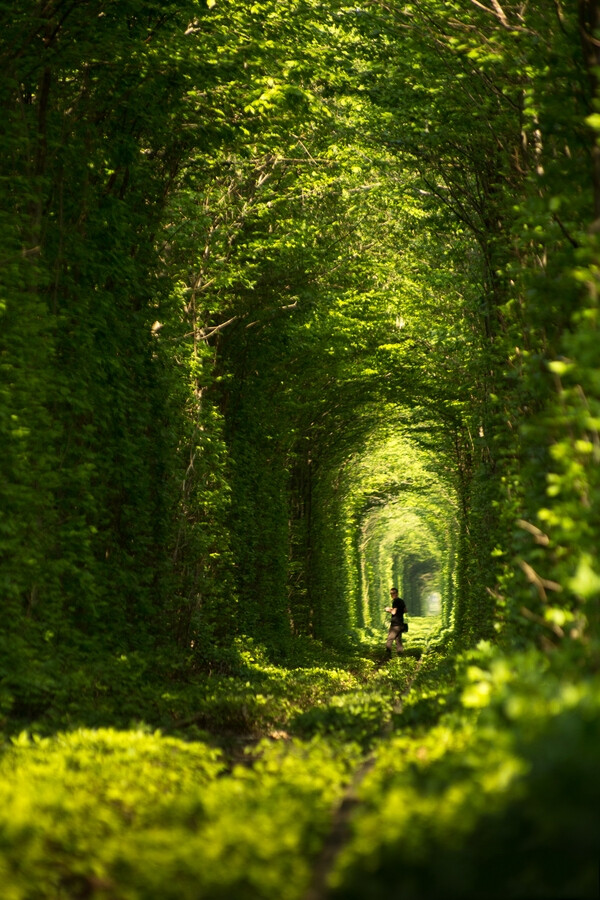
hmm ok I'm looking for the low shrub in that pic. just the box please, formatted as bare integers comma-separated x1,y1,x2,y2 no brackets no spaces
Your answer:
329,644,600,900
0,728,359,900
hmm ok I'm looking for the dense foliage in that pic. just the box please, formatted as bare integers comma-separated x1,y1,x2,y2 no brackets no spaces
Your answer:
2,0,600,897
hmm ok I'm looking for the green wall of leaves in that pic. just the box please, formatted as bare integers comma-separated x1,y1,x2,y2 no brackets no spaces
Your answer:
2,0,600,710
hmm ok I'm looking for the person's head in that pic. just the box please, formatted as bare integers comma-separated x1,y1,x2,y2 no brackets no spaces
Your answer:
390,587,399,598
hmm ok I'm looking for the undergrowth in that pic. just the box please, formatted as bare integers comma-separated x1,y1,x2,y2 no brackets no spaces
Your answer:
330,640,600,900
0,620,434,898
2,617,598,899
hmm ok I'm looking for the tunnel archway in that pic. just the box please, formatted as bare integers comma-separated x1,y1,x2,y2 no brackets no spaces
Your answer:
308,426,458,641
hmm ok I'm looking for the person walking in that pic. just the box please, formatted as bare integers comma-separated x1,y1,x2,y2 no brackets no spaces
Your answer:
385,587,407,658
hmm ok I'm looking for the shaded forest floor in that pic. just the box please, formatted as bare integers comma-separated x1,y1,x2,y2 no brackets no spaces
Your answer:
1,618,599,899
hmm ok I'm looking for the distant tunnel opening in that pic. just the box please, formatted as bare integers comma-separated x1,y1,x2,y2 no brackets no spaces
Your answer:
319,428,459,639
397,554,440,617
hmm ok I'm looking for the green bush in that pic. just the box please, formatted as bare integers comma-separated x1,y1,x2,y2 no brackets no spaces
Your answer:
291,690,392,748
0,728,359,900
329,645,600,900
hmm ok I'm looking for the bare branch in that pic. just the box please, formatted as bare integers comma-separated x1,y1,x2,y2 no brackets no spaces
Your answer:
197,315,239,340
517,519,550,546
520,606,564,639
467,0,517,29
489,0,510,26
519,559,563,603
552,213,580,249
552,0,569,34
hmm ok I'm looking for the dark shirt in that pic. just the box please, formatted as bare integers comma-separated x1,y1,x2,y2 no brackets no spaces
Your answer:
390,598,406,627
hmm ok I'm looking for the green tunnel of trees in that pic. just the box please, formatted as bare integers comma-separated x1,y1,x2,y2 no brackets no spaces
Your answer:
2,0,600,709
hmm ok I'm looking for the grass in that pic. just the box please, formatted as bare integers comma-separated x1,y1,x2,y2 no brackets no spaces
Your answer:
3,617,598,899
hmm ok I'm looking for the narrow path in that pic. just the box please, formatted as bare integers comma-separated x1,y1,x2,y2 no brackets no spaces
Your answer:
302,650,426,900
303,754,376,900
